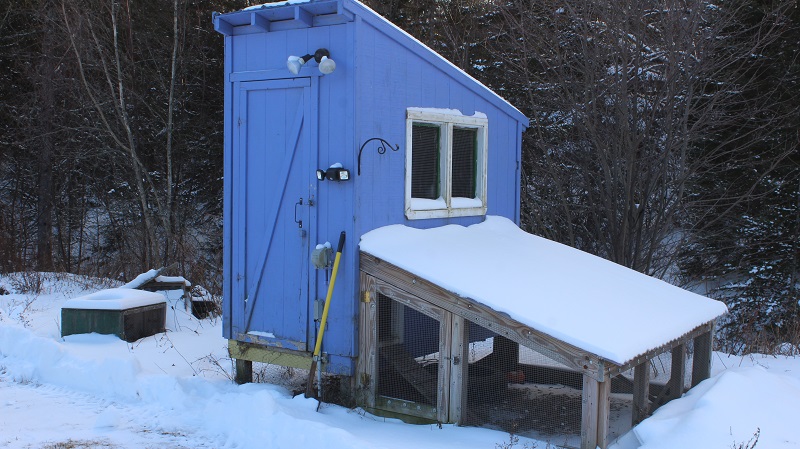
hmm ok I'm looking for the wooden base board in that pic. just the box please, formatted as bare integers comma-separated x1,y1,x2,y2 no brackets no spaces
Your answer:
228,339,313,370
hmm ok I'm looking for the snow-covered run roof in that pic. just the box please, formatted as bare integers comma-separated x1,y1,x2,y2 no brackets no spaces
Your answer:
359,216,727,366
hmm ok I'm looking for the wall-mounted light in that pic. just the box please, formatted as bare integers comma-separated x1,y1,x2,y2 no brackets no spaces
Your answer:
287,48,336,75
316,163,350,182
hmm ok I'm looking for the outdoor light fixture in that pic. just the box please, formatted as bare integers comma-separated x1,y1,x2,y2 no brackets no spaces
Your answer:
316,163,350,182
287,48,336,75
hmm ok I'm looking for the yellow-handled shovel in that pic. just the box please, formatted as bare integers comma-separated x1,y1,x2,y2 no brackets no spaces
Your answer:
305,231,346,399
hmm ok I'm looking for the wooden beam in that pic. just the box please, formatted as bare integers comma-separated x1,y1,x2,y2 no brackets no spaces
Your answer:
667,344,687,401
234,358,252,384
214,16,234,36
250,12,270,31
228,339,312,369
356,273,377,408
449,314,469,424
438,311,453,424
596,379,611,449
361,253,606,381
632,361,650,425
691,328,714,387
581,375,599,449
582,375,611,449
293,6,313,27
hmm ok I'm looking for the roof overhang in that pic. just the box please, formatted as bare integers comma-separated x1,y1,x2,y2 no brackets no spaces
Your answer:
213,1,353,36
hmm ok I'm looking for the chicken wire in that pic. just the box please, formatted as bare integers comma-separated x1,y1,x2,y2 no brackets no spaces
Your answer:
463,321,635,448
375,293,441,419
369,293,710,447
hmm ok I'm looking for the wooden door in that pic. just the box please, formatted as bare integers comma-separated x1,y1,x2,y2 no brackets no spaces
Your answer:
232,78,313,350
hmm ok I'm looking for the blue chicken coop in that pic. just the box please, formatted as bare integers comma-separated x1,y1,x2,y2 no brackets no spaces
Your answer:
214,0,526,377
214,2,723,448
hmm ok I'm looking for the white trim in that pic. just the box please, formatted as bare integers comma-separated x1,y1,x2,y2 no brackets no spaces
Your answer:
405,109,489,220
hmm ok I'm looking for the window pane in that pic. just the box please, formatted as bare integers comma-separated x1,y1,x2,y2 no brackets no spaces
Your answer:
411,124,440,199
452,127,477,198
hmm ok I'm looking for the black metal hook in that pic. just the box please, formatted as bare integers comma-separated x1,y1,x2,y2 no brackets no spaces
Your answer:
357,138,400,176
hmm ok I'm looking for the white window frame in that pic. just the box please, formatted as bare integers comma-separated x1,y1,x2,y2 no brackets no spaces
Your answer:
405,108,488,220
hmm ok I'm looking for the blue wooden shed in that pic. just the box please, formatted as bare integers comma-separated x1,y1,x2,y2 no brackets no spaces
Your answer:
214,0,527,379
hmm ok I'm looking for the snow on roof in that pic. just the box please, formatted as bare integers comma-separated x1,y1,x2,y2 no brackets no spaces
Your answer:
359,216,727,366
244,0,312,11
62,288,166,311
121,269,160,289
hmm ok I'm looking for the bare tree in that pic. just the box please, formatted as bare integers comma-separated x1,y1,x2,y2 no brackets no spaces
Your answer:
490,0,796,278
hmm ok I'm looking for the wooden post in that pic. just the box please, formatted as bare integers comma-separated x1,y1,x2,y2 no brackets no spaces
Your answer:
691,329,713,387
596,379,611,448
356,273,377,408
438,312,453,424
581,375,599,449
667,344,686,401
234,358,253,384
582,375,610,449
449,315,469,424
632,361,650,425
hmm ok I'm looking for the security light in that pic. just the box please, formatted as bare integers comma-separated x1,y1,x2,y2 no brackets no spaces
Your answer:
316,166,350,182
287,48,336,75
318,55,336,75
287,55,311,75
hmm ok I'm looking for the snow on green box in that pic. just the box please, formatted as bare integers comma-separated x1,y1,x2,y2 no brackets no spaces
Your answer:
63,288,166,310
359,216,727,366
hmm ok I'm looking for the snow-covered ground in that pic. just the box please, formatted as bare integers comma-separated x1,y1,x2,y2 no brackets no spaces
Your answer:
1,273,798,448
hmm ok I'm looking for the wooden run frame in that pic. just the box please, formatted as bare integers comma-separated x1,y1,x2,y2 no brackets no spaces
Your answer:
358,252,716,449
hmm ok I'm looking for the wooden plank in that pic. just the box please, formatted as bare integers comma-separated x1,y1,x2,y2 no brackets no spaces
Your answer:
691,329,713,387
357,273,377,408
374,279,445,322
667,344,687,401
596,379,611,449
581,375,599,449
374,396,438,422
381,344,438,404
438,311,453,424
360,252,606,381
449,314,469,424
228,339,312,369
632,361,650,426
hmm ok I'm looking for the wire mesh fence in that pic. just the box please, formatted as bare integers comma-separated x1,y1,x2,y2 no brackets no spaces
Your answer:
375,292,441,419
369,289,710,447
462,321,638,448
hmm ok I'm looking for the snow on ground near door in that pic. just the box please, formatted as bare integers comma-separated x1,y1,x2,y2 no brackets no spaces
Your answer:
0,273,798,448
360,216,728,365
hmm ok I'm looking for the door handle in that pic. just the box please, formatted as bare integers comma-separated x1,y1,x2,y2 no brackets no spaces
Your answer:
294,198,303,228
